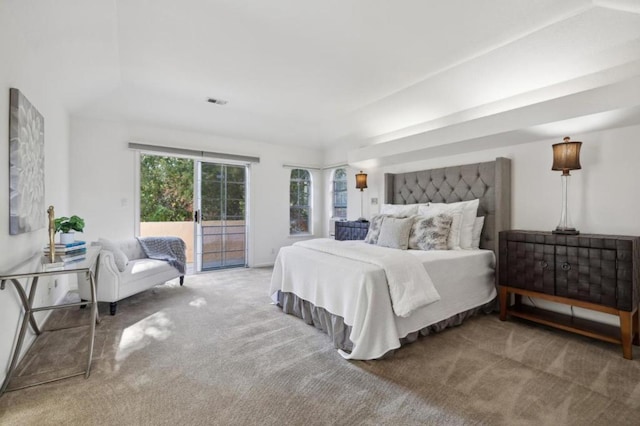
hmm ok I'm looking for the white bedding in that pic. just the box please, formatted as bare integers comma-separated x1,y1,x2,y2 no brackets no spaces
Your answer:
269,241,496,360
295,239,440,317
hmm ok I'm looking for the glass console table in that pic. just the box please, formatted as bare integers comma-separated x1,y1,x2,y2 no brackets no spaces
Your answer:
0,246,100,395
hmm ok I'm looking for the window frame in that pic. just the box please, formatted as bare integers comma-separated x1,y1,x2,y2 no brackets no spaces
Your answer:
331,168,347,219
289,168,312,235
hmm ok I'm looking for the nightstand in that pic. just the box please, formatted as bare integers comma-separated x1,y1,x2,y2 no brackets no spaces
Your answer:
335,220,369,241
498,230,640,359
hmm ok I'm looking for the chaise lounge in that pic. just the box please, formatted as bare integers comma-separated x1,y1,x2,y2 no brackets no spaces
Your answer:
79,237,186,315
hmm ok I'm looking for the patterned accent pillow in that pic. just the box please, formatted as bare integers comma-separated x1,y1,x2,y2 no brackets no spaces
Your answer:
408,214,452,250
376,216,414,250
364,214,386,244
420,199,478,249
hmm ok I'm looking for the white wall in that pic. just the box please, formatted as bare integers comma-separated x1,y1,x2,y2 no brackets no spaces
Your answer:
69,117,325,267
0,12,72,385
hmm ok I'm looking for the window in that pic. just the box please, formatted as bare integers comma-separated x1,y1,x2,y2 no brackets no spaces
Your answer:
332,168,347,219
290,169,312,234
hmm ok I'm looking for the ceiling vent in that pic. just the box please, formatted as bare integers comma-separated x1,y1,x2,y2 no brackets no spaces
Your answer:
207,97,228,105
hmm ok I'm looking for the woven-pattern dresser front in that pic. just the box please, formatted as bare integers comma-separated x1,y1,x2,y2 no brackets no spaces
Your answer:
498,230,640,359
335,221,369,241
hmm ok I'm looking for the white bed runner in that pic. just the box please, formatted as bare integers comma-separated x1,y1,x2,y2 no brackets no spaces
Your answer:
294,239,440,317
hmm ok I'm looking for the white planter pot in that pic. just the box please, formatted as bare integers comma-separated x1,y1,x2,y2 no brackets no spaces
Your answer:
59,232,75,245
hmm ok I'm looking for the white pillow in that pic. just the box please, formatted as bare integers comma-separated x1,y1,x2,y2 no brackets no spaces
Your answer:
380,204,419,217
418,204,463,249
421,199,479,249
376,217,413,250
98,238,129,272
470,216,485,249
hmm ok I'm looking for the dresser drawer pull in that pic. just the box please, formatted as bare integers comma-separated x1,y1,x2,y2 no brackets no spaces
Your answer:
561,262,571,271
539,260,548,269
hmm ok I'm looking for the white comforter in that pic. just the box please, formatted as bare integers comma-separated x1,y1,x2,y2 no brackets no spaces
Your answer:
295,239,440,317
269,240,496,360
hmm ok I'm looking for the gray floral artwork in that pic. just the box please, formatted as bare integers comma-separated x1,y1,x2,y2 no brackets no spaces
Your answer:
9,88,45,235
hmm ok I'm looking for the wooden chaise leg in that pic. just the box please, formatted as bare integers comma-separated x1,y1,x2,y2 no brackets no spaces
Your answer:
180,276,184,286
110,302,118,316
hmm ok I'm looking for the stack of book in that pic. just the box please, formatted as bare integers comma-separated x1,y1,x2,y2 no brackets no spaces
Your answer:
43,240,87,264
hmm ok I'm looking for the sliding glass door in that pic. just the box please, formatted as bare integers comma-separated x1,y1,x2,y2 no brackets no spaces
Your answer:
139,153,249,273
195,162,247,271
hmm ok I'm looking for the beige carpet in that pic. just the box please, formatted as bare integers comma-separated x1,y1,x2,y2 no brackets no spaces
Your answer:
1,267,640,425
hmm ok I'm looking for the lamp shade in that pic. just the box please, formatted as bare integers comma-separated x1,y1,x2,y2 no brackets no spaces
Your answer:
355,171,368,191
552,137,582,175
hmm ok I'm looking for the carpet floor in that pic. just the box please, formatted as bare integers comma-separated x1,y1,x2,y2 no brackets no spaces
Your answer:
1,267,640,425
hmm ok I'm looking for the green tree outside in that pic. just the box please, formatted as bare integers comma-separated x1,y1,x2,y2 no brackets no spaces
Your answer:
140,154,194,222
290,169,311,234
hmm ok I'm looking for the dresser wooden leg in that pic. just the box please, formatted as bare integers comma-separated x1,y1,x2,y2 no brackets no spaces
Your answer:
620,311,633,359
499,286,508,321
632,309,640,346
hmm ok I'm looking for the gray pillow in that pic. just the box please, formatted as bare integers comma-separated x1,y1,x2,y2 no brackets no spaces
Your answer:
364,214,386,244
376,217,413,250
408,214,452,250
98,238,129,272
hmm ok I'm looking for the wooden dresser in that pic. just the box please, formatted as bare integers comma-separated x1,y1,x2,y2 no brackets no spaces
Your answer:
335,220,369,241
498,230,640,359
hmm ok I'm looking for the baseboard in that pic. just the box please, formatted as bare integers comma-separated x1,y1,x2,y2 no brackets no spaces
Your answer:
251,262,274,268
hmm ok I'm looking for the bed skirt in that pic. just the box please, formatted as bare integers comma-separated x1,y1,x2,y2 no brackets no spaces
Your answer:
276,291,495,358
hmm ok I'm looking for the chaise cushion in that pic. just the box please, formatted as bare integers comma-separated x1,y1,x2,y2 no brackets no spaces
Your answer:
122,258,178,283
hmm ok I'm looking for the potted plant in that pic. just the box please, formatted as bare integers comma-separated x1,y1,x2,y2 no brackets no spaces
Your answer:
55,215,85,244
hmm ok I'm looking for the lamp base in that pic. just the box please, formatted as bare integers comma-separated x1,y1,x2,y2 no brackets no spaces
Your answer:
552,228,580,235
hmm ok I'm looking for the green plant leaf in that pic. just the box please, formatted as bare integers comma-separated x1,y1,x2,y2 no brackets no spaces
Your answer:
54,215,85,233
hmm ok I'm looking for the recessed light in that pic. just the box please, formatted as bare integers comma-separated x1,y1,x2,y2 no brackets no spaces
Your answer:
207,97,228,105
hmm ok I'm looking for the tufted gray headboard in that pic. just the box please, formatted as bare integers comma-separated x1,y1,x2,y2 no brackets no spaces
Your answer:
384,157,511,257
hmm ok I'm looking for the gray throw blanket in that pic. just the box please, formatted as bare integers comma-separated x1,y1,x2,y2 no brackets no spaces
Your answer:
137,236,186,275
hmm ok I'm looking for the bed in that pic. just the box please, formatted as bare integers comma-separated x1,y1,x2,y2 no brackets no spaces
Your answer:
269,157,511,360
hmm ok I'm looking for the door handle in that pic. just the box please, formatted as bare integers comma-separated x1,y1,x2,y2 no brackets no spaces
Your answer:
194,210,200,223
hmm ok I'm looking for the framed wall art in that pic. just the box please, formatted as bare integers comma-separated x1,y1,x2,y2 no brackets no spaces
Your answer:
9,88,45,235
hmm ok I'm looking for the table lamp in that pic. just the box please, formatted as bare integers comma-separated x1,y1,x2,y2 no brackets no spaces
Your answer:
355,171,368,222
551,136,582,235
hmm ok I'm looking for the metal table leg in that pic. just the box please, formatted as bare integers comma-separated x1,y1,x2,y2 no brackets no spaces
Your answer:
9,278,40,334
0,277,40,394
85,270,98,378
